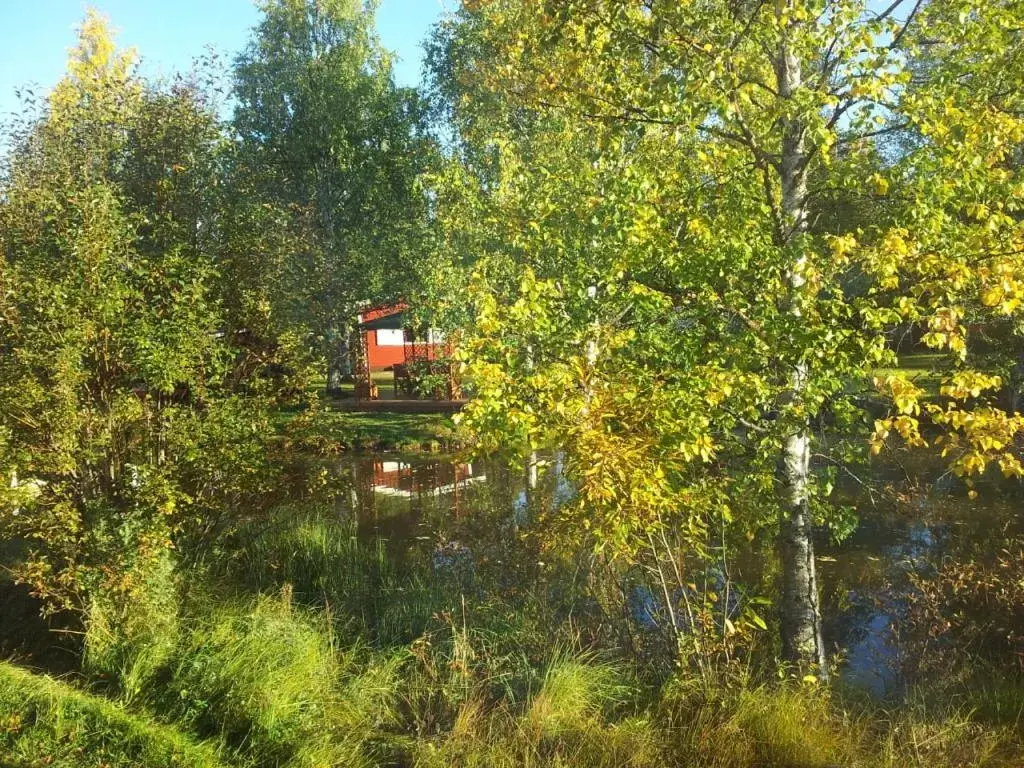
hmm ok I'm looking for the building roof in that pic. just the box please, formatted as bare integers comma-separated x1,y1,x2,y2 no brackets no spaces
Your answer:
359,309,407,330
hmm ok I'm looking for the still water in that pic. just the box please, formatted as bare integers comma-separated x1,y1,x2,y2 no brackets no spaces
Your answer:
334,452,1022,698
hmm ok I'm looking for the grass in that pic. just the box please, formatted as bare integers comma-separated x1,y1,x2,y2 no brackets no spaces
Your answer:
85,587,408,768
160,595,397,768
524,652,634,738
223,512,454,646
326,411,457,451
660,678,1024,768
310,371,396,398
415,654,660,768
274,367,461,452
273,408,457,452
7,645,1021,768
72,515,1024,768
5,496,1022,768
0,662,228,768
9,587,1024,768
873,352,949,399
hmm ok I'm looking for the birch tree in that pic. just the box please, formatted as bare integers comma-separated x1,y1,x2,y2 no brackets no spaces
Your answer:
234,0,436,392
434,0,1024,672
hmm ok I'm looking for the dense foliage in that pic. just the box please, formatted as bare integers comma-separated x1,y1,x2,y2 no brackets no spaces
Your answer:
234,0,438,391
0,2,1022,766
431,0,1024,670
0,14,292,614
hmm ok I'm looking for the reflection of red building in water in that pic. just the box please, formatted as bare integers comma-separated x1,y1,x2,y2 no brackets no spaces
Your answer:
354,303,461,400
372,460,480,497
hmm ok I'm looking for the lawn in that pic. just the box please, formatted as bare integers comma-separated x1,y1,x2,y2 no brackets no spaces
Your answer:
273,407,457,452
874,352,946,398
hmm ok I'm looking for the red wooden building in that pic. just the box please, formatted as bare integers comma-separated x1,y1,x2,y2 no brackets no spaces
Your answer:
357,303,446,371
354,303,459,400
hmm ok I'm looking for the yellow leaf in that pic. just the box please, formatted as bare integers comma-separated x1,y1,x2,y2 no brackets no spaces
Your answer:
982,286,1002,307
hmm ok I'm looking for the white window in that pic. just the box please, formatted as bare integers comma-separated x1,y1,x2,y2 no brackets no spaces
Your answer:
376,329,406,346
427,329,446,344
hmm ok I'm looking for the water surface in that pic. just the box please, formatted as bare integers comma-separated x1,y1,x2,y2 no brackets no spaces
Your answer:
334,451,1022,697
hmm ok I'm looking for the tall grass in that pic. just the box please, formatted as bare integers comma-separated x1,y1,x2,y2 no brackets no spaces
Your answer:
81,570,410,768
56,506,1024,768
226,511,453,646
154,593,406,768
524,652,633,738
83,551,180,704
659,673,1023,768
165,594,349,766
413,651,660,768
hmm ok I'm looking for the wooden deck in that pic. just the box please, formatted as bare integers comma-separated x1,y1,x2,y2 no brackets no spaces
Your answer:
329,399,467,414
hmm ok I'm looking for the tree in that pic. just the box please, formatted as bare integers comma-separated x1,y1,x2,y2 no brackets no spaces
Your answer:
433,0,1024,672
0,13,289,613
233,0,437,392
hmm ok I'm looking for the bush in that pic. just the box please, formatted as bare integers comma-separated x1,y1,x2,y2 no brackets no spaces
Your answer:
906,540,1024,678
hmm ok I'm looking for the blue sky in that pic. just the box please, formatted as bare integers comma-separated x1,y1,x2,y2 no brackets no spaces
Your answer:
0,0,449,118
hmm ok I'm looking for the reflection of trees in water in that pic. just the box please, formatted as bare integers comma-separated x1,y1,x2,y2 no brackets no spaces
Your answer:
326,451,1021,694
819,466,1023,695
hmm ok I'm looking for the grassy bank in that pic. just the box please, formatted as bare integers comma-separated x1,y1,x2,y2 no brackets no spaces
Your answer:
5,636,1020,768
3,509,1018,768
0,662,227,768
873,352,946,398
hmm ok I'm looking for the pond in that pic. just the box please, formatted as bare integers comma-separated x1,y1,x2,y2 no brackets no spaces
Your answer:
331,451,1022,698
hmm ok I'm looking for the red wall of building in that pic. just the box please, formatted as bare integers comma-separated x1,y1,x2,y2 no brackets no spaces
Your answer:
359,303,449,371
367,330,405,370
365,331,446,371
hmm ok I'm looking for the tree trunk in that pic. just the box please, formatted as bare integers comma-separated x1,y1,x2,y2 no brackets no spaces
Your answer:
779,371,826,672
775,10,827,676
526,450,539,494
326,328,345,395
325,323,353,395
1010,346,1024,414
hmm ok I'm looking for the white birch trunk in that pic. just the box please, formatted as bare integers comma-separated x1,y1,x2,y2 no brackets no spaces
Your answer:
776,10,827,675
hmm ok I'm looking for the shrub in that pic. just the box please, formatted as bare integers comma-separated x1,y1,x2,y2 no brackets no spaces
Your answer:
906,540,1024,678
